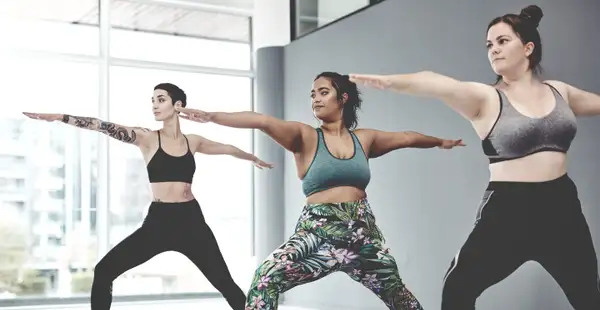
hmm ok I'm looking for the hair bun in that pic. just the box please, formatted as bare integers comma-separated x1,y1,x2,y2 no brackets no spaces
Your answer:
519,5,543,27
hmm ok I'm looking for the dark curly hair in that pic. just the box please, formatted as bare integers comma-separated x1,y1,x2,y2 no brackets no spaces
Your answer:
314,72,362,130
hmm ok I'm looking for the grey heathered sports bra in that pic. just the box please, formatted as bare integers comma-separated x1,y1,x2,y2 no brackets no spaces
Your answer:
482,83,577,163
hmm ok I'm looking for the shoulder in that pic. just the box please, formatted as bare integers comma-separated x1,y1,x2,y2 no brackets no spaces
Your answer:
543,79,568,88
353,128,374,135
133,127,156,135
130,127,156,147
185,133,206,143
352,128,377,141
543,80,571,99
298,124,319,138
296,121,318,133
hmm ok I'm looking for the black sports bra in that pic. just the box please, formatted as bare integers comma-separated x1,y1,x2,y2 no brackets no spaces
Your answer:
146,131,196,183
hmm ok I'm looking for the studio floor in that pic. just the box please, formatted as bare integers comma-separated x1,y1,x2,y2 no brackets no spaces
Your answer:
0,299,318,310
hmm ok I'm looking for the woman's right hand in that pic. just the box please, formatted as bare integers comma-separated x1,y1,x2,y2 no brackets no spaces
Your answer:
23,112,63,122
348,74,392,90
253,158,275,170
176,107,213,123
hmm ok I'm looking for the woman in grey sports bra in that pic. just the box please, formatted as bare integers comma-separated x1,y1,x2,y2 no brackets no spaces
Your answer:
350,4,600,310
175,71,464,309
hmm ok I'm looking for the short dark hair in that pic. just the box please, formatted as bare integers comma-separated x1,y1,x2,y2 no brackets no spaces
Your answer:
314,72,362,130
487,5,544,83
154,83,187,107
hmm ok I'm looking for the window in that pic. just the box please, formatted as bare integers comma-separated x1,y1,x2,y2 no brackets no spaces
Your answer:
291,0,385,39
0,178,25,194
0,0,99,55
0,57,99,298
109,0,251,70
107,65,253,295
0,0,253,303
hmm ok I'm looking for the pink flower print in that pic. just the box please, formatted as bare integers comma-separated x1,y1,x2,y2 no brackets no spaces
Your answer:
275,255,294,269
251,295,266,308
351,228,365,243
332,248,359,265
347,220,355,229
313,218,327,229
257,276,270,290
357,208,365,217
362,273,381,290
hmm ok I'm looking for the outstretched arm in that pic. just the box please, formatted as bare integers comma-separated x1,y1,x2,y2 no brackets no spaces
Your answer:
358,129,464,158
189,134,273,169
545,80,600,117
177,107,310,153
62,114,152,145
23,112,151,146
349,72,496,121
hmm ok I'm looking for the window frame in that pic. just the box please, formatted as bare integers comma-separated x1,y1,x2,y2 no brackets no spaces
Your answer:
0,0,255,306
289,0,387,41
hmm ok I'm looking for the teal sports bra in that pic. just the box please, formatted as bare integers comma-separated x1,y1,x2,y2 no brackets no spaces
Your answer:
301,128,371,197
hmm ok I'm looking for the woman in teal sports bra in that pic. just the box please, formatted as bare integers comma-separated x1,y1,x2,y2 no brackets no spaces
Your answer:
176,71,464,309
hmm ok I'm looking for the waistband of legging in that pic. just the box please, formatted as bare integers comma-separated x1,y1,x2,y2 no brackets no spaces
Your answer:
486,173,574,192
149,199,200,208
304,197,369,209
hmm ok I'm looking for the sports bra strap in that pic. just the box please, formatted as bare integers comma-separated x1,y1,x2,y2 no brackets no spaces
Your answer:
183,135,191,152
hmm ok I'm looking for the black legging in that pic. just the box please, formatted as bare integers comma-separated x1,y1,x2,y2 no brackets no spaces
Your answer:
90,199,246,310
442,174,600,310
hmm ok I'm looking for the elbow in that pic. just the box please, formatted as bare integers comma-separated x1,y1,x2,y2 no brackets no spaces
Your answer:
413,70,436,81
255,113,269,129
225,145,240,155
388,71,442,95
404,131,420,146
404,131,438,148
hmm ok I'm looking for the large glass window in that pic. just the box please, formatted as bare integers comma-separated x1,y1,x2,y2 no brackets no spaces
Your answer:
0,57,99,298
109,0,251,70
0,0,99,55
0,0,254,304
107,66,253,295
292,0,385,39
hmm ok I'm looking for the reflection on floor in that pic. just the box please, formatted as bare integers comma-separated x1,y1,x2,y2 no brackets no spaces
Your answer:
2,298,318,310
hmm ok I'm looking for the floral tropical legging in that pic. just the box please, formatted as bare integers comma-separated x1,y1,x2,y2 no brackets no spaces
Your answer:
245,199,423,310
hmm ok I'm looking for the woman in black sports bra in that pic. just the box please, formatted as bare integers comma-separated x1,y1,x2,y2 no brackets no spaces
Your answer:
22,83,272,310
349,4,600,310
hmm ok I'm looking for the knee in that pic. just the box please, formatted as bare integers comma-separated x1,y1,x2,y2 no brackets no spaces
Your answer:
92,260,113,285
213,277,243,295
249,262,283,293
249,270,276,292
441,268,478,309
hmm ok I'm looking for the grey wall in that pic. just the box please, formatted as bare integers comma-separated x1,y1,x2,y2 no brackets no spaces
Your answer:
280,0,600,309
253,47,286,275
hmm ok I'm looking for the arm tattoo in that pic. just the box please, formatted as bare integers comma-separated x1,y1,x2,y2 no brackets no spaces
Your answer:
62,114,96,129
98,121,137,143
61,114,148,144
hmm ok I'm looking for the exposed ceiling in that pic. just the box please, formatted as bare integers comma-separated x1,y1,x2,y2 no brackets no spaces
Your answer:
0,0,253,43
